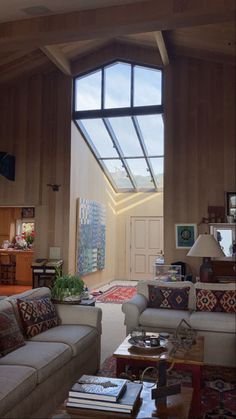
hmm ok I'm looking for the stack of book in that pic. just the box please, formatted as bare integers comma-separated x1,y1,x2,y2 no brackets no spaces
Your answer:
66,374,143,414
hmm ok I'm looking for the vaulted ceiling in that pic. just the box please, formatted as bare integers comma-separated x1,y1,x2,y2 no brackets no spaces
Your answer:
0,0,235,84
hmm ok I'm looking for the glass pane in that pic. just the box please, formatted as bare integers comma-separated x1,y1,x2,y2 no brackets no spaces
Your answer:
109,117,143,156
150,157,164,189
75,70,101,110
102,159,133,189
125,158,154,189
79,119,119,158
136,114,164,156
105,62,131,108
216,228,233,257
134,66,162,106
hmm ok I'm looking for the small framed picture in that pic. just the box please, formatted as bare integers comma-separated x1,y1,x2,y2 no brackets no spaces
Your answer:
175,224,197,249
22,207,35,219
226,192,236,221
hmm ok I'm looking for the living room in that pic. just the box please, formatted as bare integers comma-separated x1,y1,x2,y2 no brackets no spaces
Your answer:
0,1,235,418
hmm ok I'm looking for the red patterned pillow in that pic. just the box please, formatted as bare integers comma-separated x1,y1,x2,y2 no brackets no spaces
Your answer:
17,296,59,338
147,285,190,310
0,309,25,356
196,289,236,313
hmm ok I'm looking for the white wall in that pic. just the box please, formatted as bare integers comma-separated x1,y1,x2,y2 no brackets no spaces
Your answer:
69,122,164,287
115,192,163,279
68,122,117,288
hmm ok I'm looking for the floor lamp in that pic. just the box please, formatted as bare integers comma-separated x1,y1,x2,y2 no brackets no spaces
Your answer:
187,233,225,282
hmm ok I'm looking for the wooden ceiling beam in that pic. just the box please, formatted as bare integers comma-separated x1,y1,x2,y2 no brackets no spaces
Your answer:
40,45,72,76
0,50,53,85
154,31,169,65
171,45,236,65
0,0,235,52
0,49,34,66
72,40,162,76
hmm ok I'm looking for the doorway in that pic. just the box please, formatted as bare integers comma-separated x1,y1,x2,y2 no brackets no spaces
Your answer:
130,216,163,280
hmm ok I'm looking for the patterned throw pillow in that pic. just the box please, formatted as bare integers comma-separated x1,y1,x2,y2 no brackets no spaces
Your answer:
147,285,190,310
196,289,236,313
17,296,59,338
0,309,25,356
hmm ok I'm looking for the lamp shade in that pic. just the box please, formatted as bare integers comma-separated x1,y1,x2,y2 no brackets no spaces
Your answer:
187,234,225,258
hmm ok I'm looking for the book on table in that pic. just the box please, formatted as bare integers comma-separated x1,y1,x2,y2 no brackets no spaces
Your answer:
68,375,127,402
67,381,143,413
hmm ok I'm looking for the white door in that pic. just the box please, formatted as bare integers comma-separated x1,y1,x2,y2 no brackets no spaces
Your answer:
130,217,163,280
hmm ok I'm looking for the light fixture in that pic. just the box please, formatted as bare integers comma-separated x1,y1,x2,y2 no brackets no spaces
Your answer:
187,233,225,282
47,184,61,192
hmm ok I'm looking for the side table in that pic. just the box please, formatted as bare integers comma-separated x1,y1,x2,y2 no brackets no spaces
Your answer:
52,298,96,307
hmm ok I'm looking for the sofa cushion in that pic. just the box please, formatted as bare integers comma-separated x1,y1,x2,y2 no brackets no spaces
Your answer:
29,325,98,357
190,311,236,333
139,308,191,329
0,309,25,356
147,285,190,310
17,296,59,338
0,341,71,384
0,365,37,417
7,287,51,331
195,282,236,313
137,280,195,310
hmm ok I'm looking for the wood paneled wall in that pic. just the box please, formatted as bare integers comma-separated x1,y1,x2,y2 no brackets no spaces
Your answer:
0,72,72,271
164,56,236,276
0,53,235,280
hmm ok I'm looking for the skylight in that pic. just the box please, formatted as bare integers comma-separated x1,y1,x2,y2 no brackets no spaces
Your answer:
73,61,164,192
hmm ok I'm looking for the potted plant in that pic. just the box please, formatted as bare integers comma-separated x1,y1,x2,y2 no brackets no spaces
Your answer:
51,273,84,302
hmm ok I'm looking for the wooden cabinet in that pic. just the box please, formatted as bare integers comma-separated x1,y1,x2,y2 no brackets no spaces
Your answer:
212,260,236,281
0,249,34,285
0,208,21,244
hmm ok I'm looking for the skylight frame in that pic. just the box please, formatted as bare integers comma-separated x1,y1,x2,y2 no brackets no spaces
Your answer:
73,60,164,193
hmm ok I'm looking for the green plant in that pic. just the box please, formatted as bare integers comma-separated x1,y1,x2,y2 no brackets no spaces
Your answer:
51,274,84,301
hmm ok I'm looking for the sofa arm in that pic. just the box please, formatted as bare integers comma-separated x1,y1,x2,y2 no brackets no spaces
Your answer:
122,294,148,335
56,304,102,335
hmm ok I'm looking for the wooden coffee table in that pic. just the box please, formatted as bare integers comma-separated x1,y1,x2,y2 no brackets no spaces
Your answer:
51,384,193,419
113,334,204,413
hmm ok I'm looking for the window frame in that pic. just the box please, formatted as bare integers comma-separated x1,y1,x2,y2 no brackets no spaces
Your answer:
73,60,164,193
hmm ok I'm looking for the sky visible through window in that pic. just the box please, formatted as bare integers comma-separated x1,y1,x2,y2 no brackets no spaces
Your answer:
74,61,163,192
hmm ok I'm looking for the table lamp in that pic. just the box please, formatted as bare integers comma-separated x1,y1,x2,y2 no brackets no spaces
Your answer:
187,233,225,282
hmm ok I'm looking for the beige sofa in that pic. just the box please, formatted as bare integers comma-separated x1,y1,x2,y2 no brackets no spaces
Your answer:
122,280,236,367
0,287,102,419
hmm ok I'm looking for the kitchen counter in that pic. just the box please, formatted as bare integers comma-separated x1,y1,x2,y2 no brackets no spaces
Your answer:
0,249,34,285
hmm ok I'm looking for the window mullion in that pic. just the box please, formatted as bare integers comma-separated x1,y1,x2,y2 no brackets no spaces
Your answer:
131,64,134,107
101,67,105,109
103,118,137,191
132,116,158,190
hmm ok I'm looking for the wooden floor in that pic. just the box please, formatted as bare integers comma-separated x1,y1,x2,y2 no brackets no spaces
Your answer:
0,284,32,296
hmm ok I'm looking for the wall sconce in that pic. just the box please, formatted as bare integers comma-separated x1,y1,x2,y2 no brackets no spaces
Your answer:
47,184,61,192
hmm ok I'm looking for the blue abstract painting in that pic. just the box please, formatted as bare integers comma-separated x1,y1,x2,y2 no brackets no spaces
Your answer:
76,198,106,276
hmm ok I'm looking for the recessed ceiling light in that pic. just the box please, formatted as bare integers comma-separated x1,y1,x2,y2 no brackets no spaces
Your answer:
21,6,53,17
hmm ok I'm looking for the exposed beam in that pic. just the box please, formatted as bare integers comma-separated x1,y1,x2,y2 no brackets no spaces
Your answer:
154,31,169,65
72,40,162,76
0,50,53,85
40,45,72,76
171,45,236,65
0,49,33,67
0,0,235,52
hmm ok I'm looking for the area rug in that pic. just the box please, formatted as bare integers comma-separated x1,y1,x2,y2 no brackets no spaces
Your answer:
94,285,137,303
98,357,236,418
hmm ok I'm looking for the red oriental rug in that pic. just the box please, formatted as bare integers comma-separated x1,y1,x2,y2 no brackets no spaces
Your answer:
94,285,137,303
98,357,236,418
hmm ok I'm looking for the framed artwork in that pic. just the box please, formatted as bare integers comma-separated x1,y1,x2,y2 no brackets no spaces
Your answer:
76,198,106,276
175,224,197,249
226,192,236,221
22,207,35,218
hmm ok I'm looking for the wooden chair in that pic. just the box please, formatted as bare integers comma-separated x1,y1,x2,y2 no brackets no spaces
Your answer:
0,253,16,284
